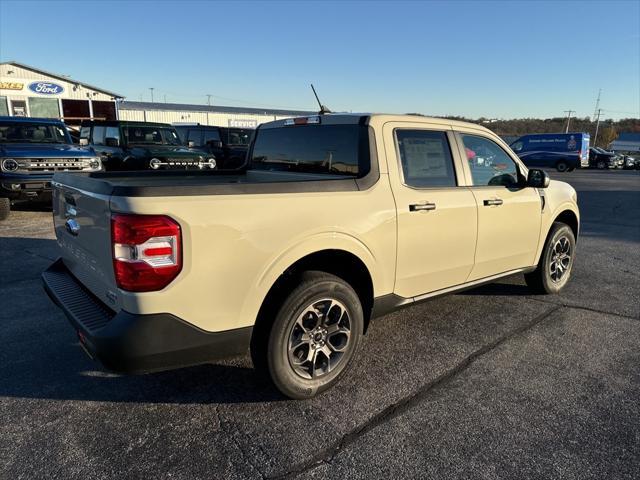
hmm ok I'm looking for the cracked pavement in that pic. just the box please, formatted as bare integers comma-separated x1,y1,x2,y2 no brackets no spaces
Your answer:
1,169,639,479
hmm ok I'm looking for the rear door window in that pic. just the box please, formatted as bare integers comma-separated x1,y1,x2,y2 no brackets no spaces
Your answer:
395,130,457,187
250,123,370,176
203,129,221,144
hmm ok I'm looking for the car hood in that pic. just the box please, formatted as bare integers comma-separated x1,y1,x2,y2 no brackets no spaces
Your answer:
128,145,204,158
0,143,95,158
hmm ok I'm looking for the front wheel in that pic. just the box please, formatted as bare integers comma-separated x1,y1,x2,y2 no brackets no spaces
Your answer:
0,197,10,221
264,271,363,399
525,222,576,294
596,160,606,169
556,161,569,172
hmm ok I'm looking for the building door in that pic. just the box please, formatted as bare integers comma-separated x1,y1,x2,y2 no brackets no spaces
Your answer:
92,101,117,120
10,99,27,117
61,99,90,127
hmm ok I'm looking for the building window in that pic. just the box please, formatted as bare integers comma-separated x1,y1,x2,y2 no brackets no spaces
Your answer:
28,97,60,118
0,96,8,116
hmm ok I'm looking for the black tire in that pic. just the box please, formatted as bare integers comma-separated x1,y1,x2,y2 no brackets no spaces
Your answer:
556,161,569,172
260,271,363,399
525,222,576,294
0,197,10,221
596,160,606,169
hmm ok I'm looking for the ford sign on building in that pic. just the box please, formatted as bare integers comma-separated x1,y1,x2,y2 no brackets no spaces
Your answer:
0,61,123,128
28,81,65,95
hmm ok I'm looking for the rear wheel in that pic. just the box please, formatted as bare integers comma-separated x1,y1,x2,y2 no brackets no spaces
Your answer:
0,198,10,221
525,222,575,294
556,161,569,172
260,271,363,399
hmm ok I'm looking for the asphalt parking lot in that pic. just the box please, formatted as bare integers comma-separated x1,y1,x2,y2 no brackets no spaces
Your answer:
1,169,639,479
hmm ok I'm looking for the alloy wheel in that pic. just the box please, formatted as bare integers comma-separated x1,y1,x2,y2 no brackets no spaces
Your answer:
287,298,352,379
549,236,572,282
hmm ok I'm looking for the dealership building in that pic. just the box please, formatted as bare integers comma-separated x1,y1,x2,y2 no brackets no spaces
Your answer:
1,61,312,130
0,61,122,127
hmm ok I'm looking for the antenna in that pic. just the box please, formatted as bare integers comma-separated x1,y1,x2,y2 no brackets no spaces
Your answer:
311,84,332,115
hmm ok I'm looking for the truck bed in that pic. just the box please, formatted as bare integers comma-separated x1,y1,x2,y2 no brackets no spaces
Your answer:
52,169,361,197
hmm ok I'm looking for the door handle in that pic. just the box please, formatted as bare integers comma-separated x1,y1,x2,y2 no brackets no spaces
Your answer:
409,202,436,212
483,198,504,206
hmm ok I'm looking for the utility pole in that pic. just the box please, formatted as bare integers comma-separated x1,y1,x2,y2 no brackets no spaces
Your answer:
563,110,575,133
206,94,212,106
149,87,154,102
593,109,602,146
593,88,601,120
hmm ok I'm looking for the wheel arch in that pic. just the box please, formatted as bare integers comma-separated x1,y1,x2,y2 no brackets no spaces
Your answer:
554,209,579,240
251,248,376,356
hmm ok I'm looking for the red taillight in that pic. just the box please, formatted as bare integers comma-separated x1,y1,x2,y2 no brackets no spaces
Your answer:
111,214,182,292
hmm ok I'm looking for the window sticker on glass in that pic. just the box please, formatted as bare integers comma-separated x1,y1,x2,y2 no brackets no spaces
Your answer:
396,130,456,187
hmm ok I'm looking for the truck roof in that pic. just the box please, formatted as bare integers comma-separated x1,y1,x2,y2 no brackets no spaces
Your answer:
260,113,495,134
80,120,172,128
0,116,65,125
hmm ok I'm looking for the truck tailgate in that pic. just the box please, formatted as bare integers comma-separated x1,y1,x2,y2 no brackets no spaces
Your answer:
52,179,120,310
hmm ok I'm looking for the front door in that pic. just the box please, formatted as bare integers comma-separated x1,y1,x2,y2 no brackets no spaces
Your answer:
384,123,478,298
457,132,542,280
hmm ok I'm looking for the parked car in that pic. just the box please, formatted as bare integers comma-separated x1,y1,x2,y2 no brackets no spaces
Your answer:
43,113,580,399
620,154,637,169
588,147,618,169
80,120,216,171
0,116,101,221
173,124,253,170
509,132,590,172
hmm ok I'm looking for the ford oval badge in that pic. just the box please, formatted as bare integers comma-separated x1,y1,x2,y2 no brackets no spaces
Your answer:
28,81,65,95
65,218,80,236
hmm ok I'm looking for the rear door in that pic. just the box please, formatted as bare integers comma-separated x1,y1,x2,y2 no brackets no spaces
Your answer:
456,131,541,280
383,122,478,298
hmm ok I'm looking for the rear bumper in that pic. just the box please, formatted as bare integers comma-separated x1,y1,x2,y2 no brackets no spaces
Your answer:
42,258,252,374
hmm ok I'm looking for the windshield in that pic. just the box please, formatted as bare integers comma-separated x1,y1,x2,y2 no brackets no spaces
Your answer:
124,126,182,146
250,123,369,177
0,121,70,144
221,128,253,146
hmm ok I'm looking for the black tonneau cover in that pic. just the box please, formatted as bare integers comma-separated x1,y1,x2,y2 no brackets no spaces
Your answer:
52,169,361,197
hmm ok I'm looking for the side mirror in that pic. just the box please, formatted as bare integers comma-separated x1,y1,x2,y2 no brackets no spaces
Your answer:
79,138,89,146
527,168,550,188
188,141,196,148
105,137,119,147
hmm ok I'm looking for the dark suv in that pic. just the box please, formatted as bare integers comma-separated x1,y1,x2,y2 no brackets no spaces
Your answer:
173,124,253,169
80,120,216,171
588,147,617,169
0,116,101,220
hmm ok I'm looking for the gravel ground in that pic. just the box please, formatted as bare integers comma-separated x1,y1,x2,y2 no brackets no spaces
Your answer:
1,169,638,479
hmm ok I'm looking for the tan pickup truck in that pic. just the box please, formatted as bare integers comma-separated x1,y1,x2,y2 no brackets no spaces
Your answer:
43,114,579,399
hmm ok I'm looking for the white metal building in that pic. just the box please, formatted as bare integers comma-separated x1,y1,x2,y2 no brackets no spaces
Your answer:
0,61,123,127
118,101,314,128
1,61,313,129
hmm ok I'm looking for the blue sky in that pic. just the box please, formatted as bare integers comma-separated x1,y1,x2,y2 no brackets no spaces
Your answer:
1,0,638,119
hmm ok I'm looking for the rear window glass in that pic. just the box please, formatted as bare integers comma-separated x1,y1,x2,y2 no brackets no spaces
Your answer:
250,124,369,176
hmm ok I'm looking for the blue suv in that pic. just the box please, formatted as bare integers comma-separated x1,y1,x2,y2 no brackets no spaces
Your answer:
0,116,102,220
